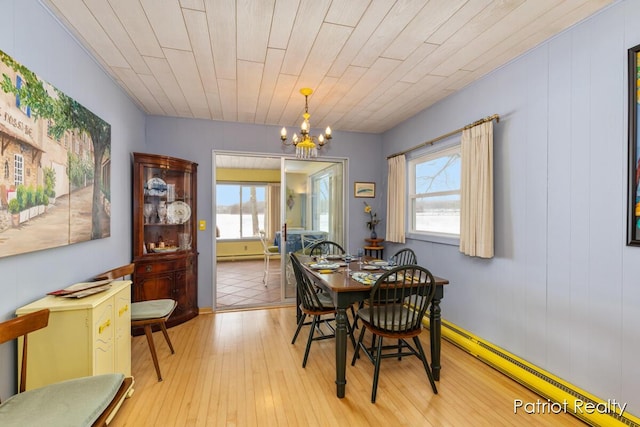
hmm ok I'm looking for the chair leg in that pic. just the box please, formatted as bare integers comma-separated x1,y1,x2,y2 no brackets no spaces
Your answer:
346,314,357,350
371,335,384,403
143,324,163,381
160,321,175,354
291,313,307,344
413,336,438,394
263,254,269,285
351,325,367,365
302,315,319,368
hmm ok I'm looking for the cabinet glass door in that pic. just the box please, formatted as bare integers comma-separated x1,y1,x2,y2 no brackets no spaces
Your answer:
141,166,193,254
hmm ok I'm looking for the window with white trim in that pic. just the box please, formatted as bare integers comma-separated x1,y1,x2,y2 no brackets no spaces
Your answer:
14,154,24,187
409,144,461,236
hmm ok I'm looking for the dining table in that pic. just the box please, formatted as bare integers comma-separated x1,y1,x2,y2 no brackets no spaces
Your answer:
296,254,449,398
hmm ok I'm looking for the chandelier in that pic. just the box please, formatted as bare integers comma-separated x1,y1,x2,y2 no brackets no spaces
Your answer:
280,88,332,159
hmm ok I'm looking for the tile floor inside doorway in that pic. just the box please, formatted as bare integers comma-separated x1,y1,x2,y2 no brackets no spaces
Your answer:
216,259,284,309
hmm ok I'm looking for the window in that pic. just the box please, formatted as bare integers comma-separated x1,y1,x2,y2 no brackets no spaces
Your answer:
310,171,330,232
15,75,31,118
309,163,343,238
216,183,266,239
14,154,24,187
409,144,461,236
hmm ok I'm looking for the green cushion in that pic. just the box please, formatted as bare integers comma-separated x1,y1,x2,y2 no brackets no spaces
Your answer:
267,245,279,253
0,373,124,427
131,299,175,320
358,305,415,331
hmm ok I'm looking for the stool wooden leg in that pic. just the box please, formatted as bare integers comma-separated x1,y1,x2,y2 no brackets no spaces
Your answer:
160,321,175,354
143,324,163,381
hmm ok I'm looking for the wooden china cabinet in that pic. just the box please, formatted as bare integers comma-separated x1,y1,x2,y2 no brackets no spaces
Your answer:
132,152,198,330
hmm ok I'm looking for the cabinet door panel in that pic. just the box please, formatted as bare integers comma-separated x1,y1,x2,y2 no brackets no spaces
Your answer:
115,287,132,376
94,299,115,375
173,270,188,317
136,274,174,300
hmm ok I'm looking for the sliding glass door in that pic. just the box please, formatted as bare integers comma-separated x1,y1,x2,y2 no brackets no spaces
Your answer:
281,159,346,300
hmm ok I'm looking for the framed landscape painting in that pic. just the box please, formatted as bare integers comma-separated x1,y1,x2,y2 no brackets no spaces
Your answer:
354,182,375,198
0,49,111,258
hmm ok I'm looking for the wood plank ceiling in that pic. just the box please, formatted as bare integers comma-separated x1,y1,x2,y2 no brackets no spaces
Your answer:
41,0,614,134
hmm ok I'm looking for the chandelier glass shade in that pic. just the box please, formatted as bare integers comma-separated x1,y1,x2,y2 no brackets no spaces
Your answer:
280,88,332,159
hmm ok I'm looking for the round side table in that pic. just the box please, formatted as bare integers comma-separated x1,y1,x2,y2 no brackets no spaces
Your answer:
364,238,384,259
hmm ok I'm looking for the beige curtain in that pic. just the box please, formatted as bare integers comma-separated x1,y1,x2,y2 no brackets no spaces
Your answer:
386,154,406,243
266,184,280,241
329,164,344,244
459,121,494,258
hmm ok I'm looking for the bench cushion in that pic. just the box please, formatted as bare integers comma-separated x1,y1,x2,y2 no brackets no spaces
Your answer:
0,373,124,427
131,299,175,320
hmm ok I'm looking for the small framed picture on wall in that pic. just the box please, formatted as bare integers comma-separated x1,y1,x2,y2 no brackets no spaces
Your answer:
354,182,375,198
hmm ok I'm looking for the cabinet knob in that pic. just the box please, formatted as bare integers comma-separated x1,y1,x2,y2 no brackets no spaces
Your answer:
145,265,153,273
119,305,129,316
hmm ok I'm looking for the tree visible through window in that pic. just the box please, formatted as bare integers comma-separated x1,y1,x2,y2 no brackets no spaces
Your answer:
216,183,266,239
409,145,461,236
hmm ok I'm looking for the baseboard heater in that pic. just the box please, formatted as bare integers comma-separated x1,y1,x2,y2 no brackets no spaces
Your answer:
422,317,640,426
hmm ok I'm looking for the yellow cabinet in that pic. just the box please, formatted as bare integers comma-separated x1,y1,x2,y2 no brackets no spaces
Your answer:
15,280,131,390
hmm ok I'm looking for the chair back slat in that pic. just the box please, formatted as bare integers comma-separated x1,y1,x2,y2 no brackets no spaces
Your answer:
308,241,345,257
290,254,331,311
368,265,435,333
390,248,417,266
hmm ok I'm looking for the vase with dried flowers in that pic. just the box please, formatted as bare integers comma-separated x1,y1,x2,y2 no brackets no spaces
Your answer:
364,202,380,239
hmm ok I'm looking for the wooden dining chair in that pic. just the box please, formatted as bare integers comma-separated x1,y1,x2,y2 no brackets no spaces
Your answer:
0,309,134,426
308,240,345,257
94,263,177,381
290,253,355,367
390,248,417,265
351,264,438,403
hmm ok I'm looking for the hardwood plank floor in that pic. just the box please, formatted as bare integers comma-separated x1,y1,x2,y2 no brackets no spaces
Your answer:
112,307,586,426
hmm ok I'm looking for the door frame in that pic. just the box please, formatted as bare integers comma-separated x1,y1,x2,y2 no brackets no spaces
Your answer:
212,150,348,310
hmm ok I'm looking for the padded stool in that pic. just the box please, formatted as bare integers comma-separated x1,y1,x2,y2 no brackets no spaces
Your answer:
131,299,177,381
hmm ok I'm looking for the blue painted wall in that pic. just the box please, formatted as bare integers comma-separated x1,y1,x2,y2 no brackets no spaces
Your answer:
382,0,639,415
0,0,146,399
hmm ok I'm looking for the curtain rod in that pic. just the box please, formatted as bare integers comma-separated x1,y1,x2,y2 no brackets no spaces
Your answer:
387,114,500,159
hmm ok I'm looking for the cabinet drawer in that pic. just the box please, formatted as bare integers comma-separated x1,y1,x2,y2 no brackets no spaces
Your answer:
136,258,186,274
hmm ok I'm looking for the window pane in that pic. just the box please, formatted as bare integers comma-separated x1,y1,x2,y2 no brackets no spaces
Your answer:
312,174,330,231
414,152,460,195
413,195,460,235
410,146,461,236
216,184,266,239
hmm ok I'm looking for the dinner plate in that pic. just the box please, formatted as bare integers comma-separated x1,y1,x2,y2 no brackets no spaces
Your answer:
167,201,191,224
309,263,340,270
369,260,389,266
326,254,342,260
351,272,382,285
146,177,167,196
362,265,379,270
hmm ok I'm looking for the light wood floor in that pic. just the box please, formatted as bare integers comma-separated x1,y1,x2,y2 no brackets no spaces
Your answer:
112,307,586,426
